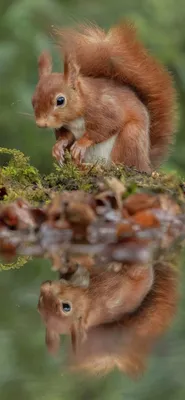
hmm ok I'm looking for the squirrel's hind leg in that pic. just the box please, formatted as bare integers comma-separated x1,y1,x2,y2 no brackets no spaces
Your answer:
111,121,151,173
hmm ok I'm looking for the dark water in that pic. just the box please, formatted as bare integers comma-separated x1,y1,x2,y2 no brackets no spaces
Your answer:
0,255,185,400
1,190,185,400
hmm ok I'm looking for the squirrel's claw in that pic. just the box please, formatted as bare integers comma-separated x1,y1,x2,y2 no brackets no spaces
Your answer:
70,137,93,164
70,141,86,163
52,140,68,165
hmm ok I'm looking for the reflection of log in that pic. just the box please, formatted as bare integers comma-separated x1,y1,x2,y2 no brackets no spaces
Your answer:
0,180,185,268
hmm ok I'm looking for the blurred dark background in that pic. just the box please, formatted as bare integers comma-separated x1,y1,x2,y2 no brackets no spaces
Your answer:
1,0,185,399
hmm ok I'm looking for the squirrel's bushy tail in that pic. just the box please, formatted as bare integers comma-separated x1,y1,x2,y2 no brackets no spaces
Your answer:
55,22,177,166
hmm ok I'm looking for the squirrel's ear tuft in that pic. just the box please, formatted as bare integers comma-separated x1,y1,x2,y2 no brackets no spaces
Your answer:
38,51,52,78
64,54,80,89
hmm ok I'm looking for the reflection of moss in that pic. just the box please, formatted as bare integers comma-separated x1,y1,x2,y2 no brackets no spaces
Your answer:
0,256,31,271
1,147,185,207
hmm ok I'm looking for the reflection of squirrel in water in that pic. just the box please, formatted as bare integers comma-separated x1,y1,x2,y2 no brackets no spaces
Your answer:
38,259,178,377
32,22,176,172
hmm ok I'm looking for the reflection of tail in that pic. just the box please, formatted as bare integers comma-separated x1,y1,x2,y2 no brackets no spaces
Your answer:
68,262,178,377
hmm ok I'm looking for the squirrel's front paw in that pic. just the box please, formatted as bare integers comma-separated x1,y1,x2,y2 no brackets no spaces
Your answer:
52,139,68,166
70,137,93,163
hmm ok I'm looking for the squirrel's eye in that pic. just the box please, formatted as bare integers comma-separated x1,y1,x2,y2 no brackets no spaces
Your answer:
61,302,72,313
56,96,66,107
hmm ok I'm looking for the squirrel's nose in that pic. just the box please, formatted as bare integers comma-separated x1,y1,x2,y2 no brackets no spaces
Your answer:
36,118,48,128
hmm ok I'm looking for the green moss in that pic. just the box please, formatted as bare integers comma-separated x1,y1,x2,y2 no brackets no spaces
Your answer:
0,148,48,204
0,147,41,185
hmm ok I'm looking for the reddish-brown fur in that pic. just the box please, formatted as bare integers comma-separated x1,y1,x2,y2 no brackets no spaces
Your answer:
32,21,176,172
70,263,177,376
57,22,177,165
38,261,178,376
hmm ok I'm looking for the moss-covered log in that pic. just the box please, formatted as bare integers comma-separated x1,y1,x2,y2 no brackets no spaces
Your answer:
1,147,185,205
1,146,185,272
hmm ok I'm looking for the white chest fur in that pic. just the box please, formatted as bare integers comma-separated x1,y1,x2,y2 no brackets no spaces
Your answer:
67,117,86,140
85,135,117,163
67,117,117,163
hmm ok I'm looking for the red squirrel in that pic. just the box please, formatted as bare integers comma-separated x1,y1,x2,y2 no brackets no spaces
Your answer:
32,22,176,173
38,260,178,376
